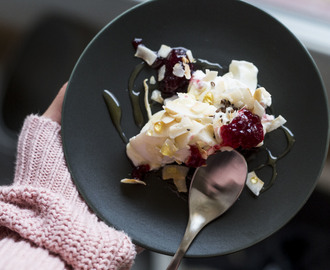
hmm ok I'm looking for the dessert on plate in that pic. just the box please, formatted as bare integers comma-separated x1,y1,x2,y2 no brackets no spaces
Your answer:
121,39,287,195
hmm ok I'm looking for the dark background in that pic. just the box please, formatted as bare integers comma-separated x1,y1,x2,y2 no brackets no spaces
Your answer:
0,1,329,269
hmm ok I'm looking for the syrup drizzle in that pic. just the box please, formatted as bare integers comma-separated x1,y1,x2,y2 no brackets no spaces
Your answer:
194,58,225,74
125,58,225,128
128,62,146,128
103,90,128,144
251,126,295,193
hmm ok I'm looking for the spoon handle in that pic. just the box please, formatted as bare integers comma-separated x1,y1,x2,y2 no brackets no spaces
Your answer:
166,214,208,270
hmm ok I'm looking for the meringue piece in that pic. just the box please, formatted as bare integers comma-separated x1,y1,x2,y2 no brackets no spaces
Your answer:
229,60,258,92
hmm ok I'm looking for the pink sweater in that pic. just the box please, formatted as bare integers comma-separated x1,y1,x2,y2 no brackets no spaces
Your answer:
0,115,137,269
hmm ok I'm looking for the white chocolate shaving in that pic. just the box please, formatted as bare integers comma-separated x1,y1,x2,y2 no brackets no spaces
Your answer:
121,178,147,185
143,79,153,120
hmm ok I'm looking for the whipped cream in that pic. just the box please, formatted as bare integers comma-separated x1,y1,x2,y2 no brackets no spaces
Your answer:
127,60,286,170
127,93,217,170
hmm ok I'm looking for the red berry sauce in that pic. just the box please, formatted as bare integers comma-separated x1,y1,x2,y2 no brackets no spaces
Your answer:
131,164,150,180
157,48,193,98
185,145,206,168
132,38,194,98
132,38,143,50
220,109,264,149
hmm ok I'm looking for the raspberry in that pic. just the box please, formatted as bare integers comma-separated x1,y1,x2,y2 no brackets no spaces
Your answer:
220,109,264,149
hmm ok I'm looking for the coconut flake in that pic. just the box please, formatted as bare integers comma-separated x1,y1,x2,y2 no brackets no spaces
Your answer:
151,89,164,104
254,87,272,107
183,62,192,80
149,76,156,84
143,79,153,120
252,100,265,118
173,63,185,77
186,50,195,63
158,44,172,58
135,45,157,66
158,65,166,81
266,115,287,133
246,171,264,196
121,178,147,185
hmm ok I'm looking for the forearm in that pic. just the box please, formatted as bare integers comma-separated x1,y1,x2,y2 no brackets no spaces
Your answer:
0,229,69,270
0,115,136,270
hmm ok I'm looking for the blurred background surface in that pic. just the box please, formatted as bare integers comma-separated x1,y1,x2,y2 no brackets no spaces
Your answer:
0,0,329,269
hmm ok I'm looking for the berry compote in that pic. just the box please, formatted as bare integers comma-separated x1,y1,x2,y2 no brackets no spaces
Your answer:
185,145,206,168
131,164,150,180
220,109,264,149
132,38,194,98
156,47,194,98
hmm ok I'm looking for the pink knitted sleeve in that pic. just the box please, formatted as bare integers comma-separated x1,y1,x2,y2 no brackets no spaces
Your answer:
0,115,137,270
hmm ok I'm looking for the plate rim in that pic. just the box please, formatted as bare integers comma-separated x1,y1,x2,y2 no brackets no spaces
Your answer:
61,0,330,257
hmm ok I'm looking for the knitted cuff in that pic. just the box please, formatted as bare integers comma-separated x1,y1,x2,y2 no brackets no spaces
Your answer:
0,115,136,269
0,186,136,270
0,228,69,270
14,114,87,212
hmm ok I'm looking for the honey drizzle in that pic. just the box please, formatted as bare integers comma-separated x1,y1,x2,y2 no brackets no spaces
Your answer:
128,62,146,128
103,90,128,144
104,59,295,195
251,126,295,193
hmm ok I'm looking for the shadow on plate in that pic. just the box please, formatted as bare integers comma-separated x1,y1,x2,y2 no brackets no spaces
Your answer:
183,189,330,270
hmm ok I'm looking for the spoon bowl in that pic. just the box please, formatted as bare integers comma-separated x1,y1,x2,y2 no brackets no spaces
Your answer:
167,150,247,270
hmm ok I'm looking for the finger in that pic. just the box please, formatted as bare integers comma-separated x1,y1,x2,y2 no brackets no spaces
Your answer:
43,82,68,124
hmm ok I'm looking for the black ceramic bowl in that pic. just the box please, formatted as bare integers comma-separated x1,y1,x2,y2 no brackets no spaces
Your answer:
62,0,329,257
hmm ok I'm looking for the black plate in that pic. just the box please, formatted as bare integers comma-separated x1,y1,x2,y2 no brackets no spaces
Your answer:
62,0,329,257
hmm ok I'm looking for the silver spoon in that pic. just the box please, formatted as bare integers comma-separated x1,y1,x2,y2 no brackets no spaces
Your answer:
166,149,247,270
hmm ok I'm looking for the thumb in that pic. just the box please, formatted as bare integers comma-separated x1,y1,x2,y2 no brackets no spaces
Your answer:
43,82,67,124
